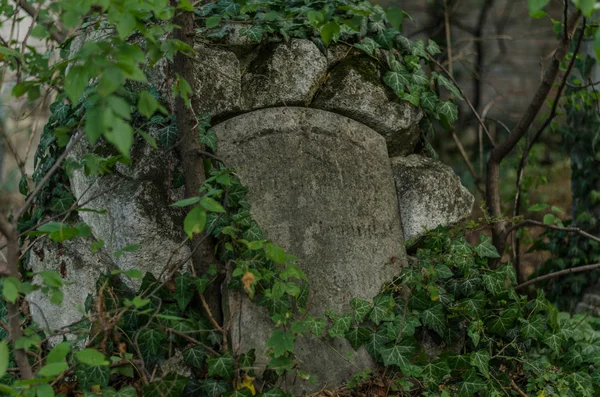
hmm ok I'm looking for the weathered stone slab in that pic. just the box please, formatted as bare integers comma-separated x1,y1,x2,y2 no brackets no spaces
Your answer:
194,44,242,118
241,40,327,110
214,107,407,393
312,56,423,157
390,155,474,242
67,138,192,286
27,235,115,344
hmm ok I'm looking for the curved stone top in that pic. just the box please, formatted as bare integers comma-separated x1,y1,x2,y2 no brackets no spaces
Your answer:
194,39,423,156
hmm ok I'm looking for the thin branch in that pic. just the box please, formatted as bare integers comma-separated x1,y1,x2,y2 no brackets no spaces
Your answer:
15,0,67,43
16,130,84,220
451,130,484,195
486,8,582,259
515,263,600,291
506,219,600,245
432,59,496,147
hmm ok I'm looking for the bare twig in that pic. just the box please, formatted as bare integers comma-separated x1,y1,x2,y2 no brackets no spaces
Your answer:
486,8,582,261
15,0,67,43
515,263,600,291
506,219,600,244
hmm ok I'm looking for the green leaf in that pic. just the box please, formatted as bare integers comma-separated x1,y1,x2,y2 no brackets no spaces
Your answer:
544,332,564,354
47,342,70,364
370,295,395,325
375,28,397,49
0,46,20,58
543,213,555,225
354,38,380,56
200,196,225,213
105,117,133,157
144,373,188,397
436,74,462,99
171,197,201,207
184,205,207,239
306,317,325,337
85,105,105,145
36,384,54,397
199,128,217,151
519,315,546,340
38,362,68,377
528,203,548,212
364,328,390,361
138,91,161,118
386,7,404,30
65,66,88,103
39,270,63,288
240,25,264,41
182,346,205,369
2,277,19,303
528,0,550,14
576,0,596,16
350,298,372,322
420,303,446,337
265,243,286,264
384,70,410,95
102,386,138,397
0,341,7,378
420,359,450,382
436,100,458,125
320,21,340,46
474,234,500,259
267,330,295,358
137,328,166,364
207,355,234,380
482,271,505,296
280,263,307,281
345,327,371,350
329,315,352,338
379,344,413,368
174,272,193,311
469,350,490,379
386,315,421,340
458,368,486,397
206,16,221,28
427,40,441,55
76,349,108,366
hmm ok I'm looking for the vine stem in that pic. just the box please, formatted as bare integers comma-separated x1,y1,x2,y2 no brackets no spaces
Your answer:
515,263,600,291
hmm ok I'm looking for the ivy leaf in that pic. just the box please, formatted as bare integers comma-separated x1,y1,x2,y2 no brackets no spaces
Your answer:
306,317,325,337
519,315,546,341
75,363,110,390
420,359,450,382
364,328,390,361
182,346,205,369
240,25,264,42
262,388,287,397
199,128,218,152
137,328,166,364
411,69,429,86
474,234,501,259
386,315,421,340
158,122,178,148
144,373,188,397
434,72,463,99
379,344,413,368
350,298,372,323
543,332,564,355
354,37,380,56
102,387,138,397
457,368,486,397
427,40,441,55
329,314,352,338
384,70,410,95
436,100,458,125
482,271,505,296
468,320,482,347
469,350,490,379
239,349,256,372
266,330,295,357
345,327,371,350
174,272,194,311
420,303,446,337
369,295,395,325
420,91,438,112
200,379,230,397
375,28,397,49
207,355,234,380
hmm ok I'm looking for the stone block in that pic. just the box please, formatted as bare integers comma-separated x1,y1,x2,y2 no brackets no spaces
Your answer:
214,107,407,394
241,40,327,110
312,56,423,156
390,155,474,242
